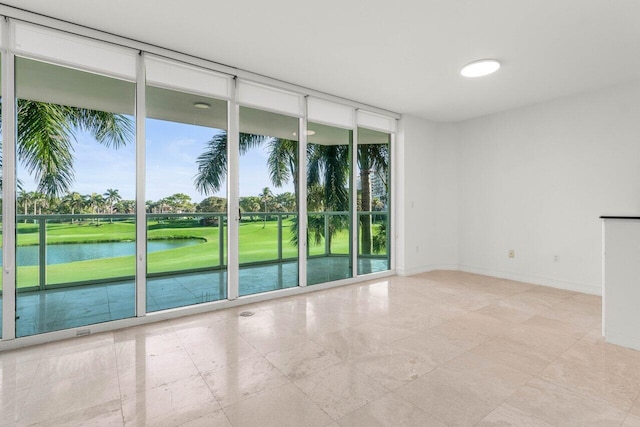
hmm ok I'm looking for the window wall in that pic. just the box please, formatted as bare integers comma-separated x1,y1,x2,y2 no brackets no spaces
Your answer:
0,19,396,342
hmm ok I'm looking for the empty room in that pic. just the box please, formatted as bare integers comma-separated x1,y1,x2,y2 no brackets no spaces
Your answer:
0,1,639,426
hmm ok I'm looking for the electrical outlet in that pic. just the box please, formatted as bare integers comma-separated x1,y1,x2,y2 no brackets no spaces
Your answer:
508,249,515,258
416,245,420,253
553,255,559,263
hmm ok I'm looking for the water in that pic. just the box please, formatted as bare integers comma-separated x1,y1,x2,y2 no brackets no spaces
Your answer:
4,239,202,267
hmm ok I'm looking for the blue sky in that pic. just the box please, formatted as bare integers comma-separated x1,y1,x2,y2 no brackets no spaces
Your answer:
18,118,294,203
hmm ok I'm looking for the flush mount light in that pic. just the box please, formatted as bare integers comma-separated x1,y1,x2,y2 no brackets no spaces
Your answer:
193,102,211,109
292,130,316,136
460,59,501,78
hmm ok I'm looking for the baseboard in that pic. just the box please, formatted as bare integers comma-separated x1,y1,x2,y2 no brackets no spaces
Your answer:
605,334,640,351
457,264,601,296
399,263,601,296
397,264,459,277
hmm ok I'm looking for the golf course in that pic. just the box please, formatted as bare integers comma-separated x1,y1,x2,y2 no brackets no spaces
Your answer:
1,215,363,290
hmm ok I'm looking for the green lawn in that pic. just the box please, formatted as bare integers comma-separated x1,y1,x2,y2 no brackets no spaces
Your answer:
4,217,359,290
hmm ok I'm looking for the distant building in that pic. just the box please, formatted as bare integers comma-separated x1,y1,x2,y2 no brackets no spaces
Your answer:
371,173,386,200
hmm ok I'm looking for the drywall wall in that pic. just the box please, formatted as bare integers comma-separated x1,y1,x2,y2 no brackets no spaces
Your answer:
456,81,640,294
397,115,459,275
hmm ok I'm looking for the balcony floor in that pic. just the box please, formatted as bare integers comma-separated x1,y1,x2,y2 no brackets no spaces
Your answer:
1,257,389,338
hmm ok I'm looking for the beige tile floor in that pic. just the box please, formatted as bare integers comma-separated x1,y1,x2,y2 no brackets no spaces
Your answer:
1,270,640,426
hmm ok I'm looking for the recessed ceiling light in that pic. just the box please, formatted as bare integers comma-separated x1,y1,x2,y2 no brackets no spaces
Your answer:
460,59,501,78
292,130,316,136
193,102,211,109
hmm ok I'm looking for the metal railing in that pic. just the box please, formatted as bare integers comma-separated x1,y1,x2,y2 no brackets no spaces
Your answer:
356,211,390,258
17,214,136,290
11,210,389,291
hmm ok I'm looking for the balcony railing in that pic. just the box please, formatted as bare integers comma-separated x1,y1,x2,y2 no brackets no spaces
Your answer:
9,210,388,292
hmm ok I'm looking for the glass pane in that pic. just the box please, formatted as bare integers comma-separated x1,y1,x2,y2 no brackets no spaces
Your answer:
307,122,353,285
15,57,136,337
0,53,2,338
238,106,299,296
146,85,228,312
357,128,391,274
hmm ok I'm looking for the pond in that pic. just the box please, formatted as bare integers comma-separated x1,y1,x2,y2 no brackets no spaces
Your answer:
4,239,203,267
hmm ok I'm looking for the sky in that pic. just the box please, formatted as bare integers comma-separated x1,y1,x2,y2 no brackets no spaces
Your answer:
18,118,295,203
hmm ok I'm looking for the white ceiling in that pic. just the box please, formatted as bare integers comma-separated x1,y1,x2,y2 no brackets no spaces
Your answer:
2,0,640,122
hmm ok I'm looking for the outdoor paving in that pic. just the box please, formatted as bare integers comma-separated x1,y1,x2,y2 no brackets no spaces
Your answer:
0,257,388,338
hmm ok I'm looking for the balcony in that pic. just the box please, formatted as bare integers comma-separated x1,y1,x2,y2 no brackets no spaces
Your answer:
0,212,389,337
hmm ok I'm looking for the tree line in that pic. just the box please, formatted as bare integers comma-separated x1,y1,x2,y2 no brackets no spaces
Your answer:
16,188,301,216
18,187,386,216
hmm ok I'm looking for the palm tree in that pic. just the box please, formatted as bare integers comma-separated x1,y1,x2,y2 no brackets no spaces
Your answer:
195,132,378,260
115,199,135,214
89,192,104,214
307,143,351,254
195,131,353,247
32,192,45,215
259,187,273,228
307,144,350,212
3,99,134,197
103,188,121,213
357,144,389,255
103,188,121,222
63,191,86,221
266,139,298,210
27,191,47,223
86,192,105,224
17,190,35,223
69,192,86,215
17,190,32,218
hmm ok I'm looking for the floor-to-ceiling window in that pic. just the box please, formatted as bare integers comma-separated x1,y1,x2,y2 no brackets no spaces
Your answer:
0,52,3,338
0,20,397,344
145,84,229,311
357,127,391,274
14,57,136,337
238,106,299,296
306,122,353,285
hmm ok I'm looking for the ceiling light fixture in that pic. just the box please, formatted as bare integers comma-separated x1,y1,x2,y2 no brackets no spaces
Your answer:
193,102,211,109
292,130,316,136
460,59,501,78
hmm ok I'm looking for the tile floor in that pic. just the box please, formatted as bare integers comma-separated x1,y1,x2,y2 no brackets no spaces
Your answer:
2,270,640,426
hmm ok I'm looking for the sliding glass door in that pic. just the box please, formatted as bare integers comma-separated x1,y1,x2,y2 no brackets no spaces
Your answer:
15,57,136,337
357,127,391,274
145,85,228,312
238,106,299,296
306,122,353,285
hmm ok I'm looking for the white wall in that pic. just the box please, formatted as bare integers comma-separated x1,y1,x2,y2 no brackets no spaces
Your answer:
397,115,459,275
456,81,640,294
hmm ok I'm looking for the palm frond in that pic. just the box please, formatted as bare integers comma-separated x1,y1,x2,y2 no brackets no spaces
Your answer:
17,100,76,197
267,138,296,187
306,144,323,187
194,132,228,195
65,107,134,148
195,132,269,195
239,133,269,154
